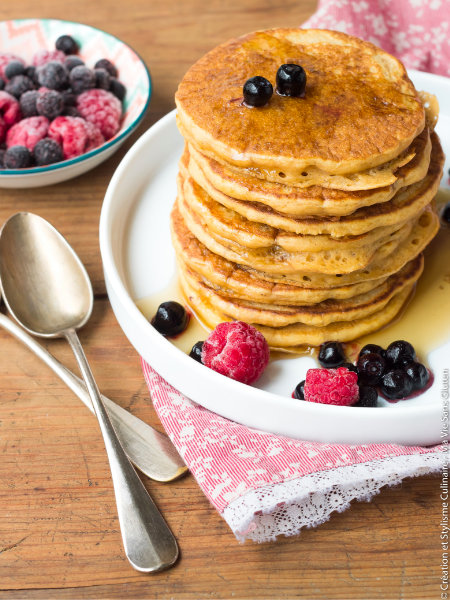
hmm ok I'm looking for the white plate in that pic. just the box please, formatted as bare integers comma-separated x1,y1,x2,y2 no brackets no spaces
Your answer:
100,69,450,446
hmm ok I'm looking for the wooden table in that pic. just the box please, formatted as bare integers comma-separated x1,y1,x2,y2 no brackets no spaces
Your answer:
0,2,442,598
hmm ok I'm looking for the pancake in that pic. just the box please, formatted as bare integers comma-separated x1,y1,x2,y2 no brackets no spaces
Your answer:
177,189,414,274
180,268,415,348
187,128,433,216
185,132,443,236
179,254,423,327
176,29,425,177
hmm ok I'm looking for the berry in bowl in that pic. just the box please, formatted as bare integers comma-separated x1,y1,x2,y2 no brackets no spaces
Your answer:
0,19,151,187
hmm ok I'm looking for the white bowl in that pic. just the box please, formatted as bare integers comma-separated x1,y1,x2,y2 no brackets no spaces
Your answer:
0,18,151,188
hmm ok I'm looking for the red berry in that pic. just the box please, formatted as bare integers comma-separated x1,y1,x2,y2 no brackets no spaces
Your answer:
76,88,122,140
0,90,21,126
6,116,49,151
304,367,359,406
201,321,269,384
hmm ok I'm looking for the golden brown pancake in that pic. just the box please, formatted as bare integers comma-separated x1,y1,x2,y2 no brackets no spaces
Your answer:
176,29,425,177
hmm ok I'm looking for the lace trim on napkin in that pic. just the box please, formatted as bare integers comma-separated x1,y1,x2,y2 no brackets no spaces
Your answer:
222,451,444,543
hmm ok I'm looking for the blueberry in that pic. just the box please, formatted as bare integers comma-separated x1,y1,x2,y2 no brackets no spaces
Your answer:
276,64,307,97
442,202,450,225
341,362,358,373
64,55,84,71
404,361,430,391
55,35,79,55
69,65,95,94
24,65,38,85
5,75,35,98
354,385,378,407
293,380,305,400
36,90,64,120
61,89,77,106
151,301,189,336
94,68,111,90
386,340,416,366
380,369,413,400
5,60,25,80
356,352,386,385
37,61,69,90
20,90,39,117
94,58,118,78
33,137,63,166
243,76,273,107
318,341,345,368
0,76,4,90
4,145,33,169
189,341,204,363
109,78,126,101
358,343,386,361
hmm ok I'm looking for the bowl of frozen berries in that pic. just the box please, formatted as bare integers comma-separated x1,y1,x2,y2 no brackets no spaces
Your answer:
0,19,151,187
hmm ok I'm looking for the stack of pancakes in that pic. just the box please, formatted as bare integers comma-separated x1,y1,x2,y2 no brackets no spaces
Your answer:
172,29,444,349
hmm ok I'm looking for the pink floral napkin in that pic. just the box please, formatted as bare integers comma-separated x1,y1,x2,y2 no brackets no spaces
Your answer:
141,1,448,542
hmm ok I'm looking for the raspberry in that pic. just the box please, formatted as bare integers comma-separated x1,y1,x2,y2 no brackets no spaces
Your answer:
32,49,65,67
201,321,269,384
0,91,21,125
48,115,88,159
37,61,69,90
77,88,122,139
33,137,63,166
20,90,39,117
0,53,25,79
304,367,359,406
69,65,95,94
36,90,64,119
83,119,105,152
6,116,49,151
4,145,32,168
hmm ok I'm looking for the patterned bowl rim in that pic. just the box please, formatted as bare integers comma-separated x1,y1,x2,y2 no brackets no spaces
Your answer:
0,18,152,176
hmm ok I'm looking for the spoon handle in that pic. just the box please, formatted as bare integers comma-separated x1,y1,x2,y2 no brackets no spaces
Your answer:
0,313,187,483
65,328,179,573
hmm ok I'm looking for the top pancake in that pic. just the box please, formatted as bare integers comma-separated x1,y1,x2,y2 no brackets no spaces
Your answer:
176,29,425,177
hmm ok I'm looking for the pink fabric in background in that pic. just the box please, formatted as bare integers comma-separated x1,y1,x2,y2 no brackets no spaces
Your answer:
303,0,450,76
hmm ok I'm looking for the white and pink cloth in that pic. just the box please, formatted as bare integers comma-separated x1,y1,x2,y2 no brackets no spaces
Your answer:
142,0,449,542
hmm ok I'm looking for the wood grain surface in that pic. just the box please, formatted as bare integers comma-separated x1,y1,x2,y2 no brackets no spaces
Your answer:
0,1,443,599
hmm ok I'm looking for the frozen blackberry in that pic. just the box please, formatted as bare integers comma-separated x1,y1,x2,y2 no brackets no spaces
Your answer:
69,65,95,94
94,58,118,77
318,341,345,368
109,78,126,101
5,75,35,98
94,68,111,90
380,369,413,400
353,385,378,407
24,65,38,85
64,55,84,71
151,301,189,336
20,90,39,117
0,77,4,90
36,90,64,120
293,380,305,400
356,352,386,385
5,60,25,80
37,61,69,90
358,343,386,360
404,361,430,391
4,145,32,168
55,35,79,55
385,340,416,366
243,76,273,107
33,137,63,166
189,341,204,363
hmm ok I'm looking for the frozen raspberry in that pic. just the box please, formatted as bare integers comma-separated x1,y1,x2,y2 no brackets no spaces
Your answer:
36,90,63,120
32,49,65,67
69,65,95,94
0,114,6,144
33,137,63,166
0,53,25,79
0,91,21,125
6,116,49,151
77,88,122,139
83,119,105,152
303,367,359,406
20,90,39,117
37,61,69,90
201,321,269,384
94,58,118,78
4,145,32,168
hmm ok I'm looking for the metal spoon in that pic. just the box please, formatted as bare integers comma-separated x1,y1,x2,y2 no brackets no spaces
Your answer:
0,212,179,573
0,305,187,482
